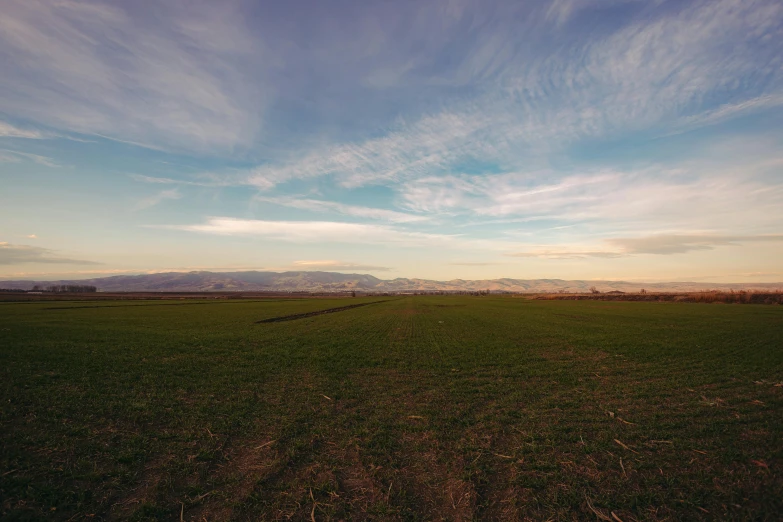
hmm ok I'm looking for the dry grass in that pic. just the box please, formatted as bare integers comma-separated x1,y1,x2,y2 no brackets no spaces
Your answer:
534,290,783,305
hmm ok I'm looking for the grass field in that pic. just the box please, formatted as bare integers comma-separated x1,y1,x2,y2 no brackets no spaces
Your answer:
1,296,782,521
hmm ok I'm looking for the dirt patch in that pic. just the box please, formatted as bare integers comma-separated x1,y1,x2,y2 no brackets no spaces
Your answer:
332,446,388,517
109,454,175,520
185,436,279,521
193,436,394,520
397,431,477,520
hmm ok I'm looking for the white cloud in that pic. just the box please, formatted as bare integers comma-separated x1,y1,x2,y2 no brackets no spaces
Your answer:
398,150,783,236
236,0,782,189
246,110,493,189
401,171,617,216
161,217,463,247
610,234,783,255
507,248,624,260
1,0,780,163
548,0,782,133
256,196,428,223
0,121,45,139
0,242,99,265
129,173,235,187
291,260,392,272
0,0,267,153
508,234,783,258
0,152,21,164
448,262,503,266
130,174,186,185
673,94,783,133
0,149,59,167
134,189,182,210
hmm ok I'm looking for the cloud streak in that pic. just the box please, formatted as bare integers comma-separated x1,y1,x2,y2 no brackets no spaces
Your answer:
399,153,783,235
0,242,100,265
159,217,463,247
0,0,266,153
255,196,428,223
0,121,45,139
134,189,182,210
210,0,783,191
0,149,60,167
291,260,392,272
508,234,783,259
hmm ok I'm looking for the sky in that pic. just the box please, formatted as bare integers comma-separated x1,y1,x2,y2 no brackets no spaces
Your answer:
1,0,782,283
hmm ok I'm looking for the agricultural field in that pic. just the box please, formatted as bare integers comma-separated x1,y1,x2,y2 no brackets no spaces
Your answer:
1,296,782,521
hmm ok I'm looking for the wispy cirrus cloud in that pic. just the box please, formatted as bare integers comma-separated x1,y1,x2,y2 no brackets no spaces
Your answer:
609,234,783,255
0,242,100,265
508,234,783,259
130,174,192,185
0,121,45,139
546,0,782,130
2,0,780,164
291,260,392,272
399,151,783,234
672,94,783,134
134,189,182,211
0,0,266,153
255,196,428,223
129,173,239,187
215,0,783,190
0,149,60,167
448,262,502,266
246,111,493,189
508,249,624,260
544,0,644,27
159,217,463,247
400,171,616,216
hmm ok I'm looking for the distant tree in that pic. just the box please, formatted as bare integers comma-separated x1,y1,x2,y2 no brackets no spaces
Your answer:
589,286,600,294
43,284,96,293
640,288,646,294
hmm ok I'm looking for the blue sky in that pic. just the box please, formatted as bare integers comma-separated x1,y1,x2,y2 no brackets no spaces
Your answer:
1,0,782,282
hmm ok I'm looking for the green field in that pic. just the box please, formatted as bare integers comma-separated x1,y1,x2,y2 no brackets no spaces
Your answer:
1,297,782,521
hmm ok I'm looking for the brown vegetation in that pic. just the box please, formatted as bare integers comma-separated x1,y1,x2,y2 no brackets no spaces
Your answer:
534,290,783,305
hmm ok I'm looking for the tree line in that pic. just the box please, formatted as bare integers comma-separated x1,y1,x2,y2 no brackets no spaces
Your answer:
30,285,97,293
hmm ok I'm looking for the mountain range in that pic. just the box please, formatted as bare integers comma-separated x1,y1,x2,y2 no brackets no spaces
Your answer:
2,271,782,293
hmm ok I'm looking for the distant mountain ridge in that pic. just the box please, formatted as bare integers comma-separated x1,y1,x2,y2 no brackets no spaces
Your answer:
1,271,781,293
